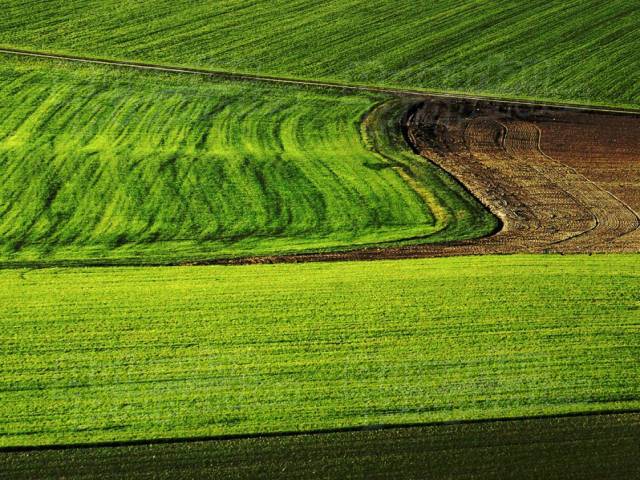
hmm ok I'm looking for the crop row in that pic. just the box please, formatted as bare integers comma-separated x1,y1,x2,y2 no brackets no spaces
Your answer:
1,254,638,446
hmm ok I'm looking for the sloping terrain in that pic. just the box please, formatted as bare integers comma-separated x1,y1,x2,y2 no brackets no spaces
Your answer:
2,52,638,265
0,2,638,476
1,1,638,109
0,55,495,266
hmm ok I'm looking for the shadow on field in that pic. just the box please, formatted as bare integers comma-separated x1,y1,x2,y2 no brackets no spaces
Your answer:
2,412,639,479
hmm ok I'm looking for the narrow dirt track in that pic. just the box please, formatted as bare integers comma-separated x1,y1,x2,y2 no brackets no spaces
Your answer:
1,47,637,115
1,48,639,264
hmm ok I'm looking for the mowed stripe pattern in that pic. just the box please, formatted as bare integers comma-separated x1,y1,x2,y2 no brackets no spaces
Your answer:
0,57,494,264
1,255,639,447
1,1,638,108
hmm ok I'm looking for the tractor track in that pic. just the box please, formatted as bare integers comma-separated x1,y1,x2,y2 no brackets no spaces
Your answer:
405,98,640,257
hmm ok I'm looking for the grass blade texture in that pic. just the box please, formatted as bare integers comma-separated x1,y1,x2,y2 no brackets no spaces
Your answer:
1,255,638,447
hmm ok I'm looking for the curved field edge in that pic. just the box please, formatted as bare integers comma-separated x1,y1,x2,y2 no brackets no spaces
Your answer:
0,1,638,110
1,254,638,447
363,99,499,246
3,413,639,479
0,55,496,268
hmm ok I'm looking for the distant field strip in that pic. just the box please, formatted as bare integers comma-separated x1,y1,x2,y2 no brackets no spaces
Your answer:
2,48,639,116
0,56,494,266
1,255,639,447
1,1,638,109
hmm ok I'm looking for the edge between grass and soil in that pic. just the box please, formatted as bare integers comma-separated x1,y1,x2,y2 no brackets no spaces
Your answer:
0,55,499,268
2,412,639,480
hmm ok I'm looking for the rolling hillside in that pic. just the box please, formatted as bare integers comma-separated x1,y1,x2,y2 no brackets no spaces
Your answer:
0,2,638,476
1,0,638,108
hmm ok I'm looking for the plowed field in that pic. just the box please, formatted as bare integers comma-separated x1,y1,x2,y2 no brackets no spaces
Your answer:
405,100,640,255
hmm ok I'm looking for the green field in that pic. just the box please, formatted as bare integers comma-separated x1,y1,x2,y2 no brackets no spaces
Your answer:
0,1,638,475
1,255,639,447
3,413,639,479
1,1,638,108
0,55,494,266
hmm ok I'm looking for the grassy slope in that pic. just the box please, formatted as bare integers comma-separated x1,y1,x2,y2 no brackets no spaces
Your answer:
1,255,638,447
0,1,638,109
0,56,495,265
3,414,639,480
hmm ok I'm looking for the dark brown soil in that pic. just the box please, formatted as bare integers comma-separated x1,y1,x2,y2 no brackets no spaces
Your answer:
405,99,640,255
4,412,639,480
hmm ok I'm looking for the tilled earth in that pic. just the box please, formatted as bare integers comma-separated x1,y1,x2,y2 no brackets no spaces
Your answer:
405,99,640,255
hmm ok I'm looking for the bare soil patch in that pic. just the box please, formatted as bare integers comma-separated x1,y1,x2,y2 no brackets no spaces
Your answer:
404,99,640,255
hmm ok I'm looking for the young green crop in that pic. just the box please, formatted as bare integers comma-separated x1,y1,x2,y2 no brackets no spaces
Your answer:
1,255,638,447
0,56,495,266
1,0,638,109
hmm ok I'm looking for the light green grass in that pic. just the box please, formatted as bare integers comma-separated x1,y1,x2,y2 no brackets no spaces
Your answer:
0,56,495,266
1,1,638,108
1,255,638,447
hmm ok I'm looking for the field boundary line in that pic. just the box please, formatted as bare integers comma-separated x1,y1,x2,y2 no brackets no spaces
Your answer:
1,47,640,115
1,409,638,453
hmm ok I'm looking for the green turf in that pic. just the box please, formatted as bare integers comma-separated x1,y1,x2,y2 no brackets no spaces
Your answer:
3,413,639,480
0,55,495,266
1,1,638,109
1,255,638,447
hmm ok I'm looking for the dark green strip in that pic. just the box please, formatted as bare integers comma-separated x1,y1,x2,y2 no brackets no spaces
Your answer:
2,412,638,480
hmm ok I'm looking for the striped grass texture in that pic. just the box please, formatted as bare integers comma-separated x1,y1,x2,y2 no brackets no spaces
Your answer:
0,56,495,266
1,255,638,446
1,1,638,108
